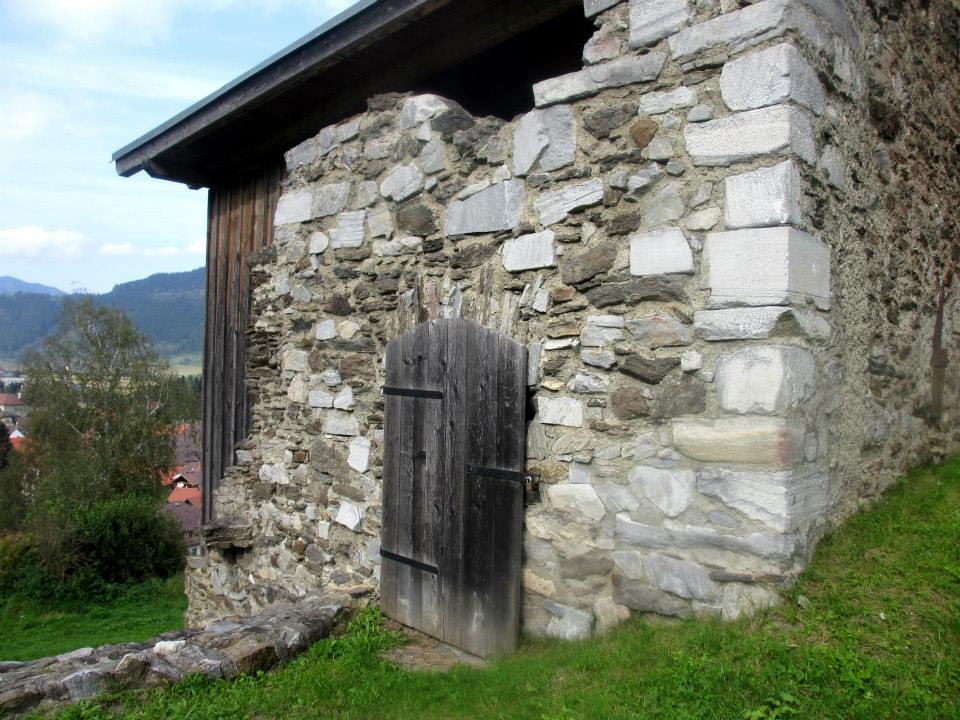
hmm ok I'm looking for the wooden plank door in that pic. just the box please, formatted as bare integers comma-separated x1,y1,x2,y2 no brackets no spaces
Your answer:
380,319,526,657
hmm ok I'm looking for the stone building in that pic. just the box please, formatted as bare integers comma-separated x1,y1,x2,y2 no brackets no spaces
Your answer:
114,0,959,645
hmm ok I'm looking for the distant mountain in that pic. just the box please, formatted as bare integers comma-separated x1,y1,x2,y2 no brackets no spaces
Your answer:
0,276,65,296
0,268,205,359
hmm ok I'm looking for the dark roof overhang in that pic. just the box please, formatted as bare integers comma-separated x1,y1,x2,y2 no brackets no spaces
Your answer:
112,0,582,188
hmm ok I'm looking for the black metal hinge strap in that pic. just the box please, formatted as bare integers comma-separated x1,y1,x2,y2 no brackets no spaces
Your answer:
466,464,527,484
380,548,439,575
382,386,443,399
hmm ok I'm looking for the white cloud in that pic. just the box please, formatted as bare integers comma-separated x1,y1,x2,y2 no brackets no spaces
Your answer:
0,226,85,258
98,243,136,256
186,237,206,255
0,93,60,143
144,246,181,257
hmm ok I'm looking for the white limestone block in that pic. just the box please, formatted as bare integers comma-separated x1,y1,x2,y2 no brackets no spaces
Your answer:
367,207,394,239
625,314,693,347
693,306,830,341
502,231,556,272
629,0,691,48
639,86,697,116
373,235,422,257
720,43,825,115
287,375,308,404
629,227,694,276
668,0,790,60
545,603,593,640
724,160,802,229
545,484,606,522
582,349,617,369
513,106,577,176
537,396,584,427
312,181,352,218
684,105,816,166
580,315,625,347
399,94,454,129
283,349,309,372
640,182,685,227
329,210,366,249
701,227,831,309
444,180,524,236
698,467,828,532
347,437,371,474
379,164,424,202
533,54,666,107
536,179,605,226
418,138,445,174
334,501,363,531
315,320,337,341
567,370,611,394
324,411,359,436
629,465,695,518
715,346,816,414
680,350,703,372
274,190,312,226
672,416,805,468
308,389,334,408
308,231,330,254
333,386,354,410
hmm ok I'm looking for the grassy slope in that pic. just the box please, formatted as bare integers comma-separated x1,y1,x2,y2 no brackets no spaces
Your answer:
0,576,186,662
58,459,960,720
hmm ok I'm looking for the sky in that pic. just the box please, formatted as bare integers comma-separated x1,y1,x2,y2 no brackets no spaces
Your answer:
0,0,355,294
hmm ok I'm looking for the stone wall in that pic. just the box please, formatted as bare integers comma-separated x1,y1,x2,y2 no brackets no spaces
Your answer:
185,0,958,638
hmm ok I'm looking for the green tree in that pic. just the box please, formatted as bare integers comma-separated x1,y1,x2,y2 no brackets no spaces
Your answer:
9,299,184,586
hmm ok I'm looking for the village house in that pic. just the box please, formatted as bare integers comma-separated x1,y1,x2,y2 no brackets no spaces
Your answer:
114,0,958,655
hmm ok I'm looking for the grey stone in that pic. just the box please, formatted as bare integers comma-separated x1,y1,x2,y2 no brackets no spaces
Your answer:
399,94,455,130
545,484,606,521
585,276,687,308
629,0,691,48
533,54,666,107
818,145,846,190
545,603,593,640
629,465,695,517
643,555,719,600
720,43,825,115
583,24,622,65
284,137,316,171
444,180,524,236
334,501,363,531
418,138,446,174
724,160,802,229
373,235,422,257
687,104,714,122
567,370,611,394
513,106,577,176
329,210,366,249
502,231,556,272
625,163,665,199
684,105,817,167
685,207,721,231
651,375,706,418
629,227,693,275
379,164,424,201
644,137,674,161
309,231,330,254
614,578,692,617
62,669,108,700
581,314,625,347
536,179,605,226
537,396,584,427
584,104,635,138
715,346,816,414
668,0,809,60
609,387,651,420
639,86,697,115
324,412,359,437
312,181,352,218
698,467,828,532
672,416,805,468
626,314,693,347
275,190,313,226
560,550,614,579
640,183,686,228
581,348,617,369
702,227,831,309
619,354,680,383
584,0,622,16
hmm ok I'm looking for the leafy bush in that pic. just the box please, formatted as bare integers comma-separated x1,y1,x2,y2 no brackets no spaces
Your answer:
71,495,185,585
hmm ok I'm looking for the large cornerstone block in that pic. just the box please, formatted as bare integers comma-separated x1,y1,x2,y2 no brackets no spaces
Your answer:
702,227,831,309
724,161,802,229
683,105,816,166
672,416,806,468
715,346,816,414
533,54,666,106
720,43,825,115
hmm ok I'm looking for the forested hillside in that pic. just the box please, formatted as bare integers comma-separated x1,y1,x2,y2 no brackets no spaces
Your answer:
0,268,204,358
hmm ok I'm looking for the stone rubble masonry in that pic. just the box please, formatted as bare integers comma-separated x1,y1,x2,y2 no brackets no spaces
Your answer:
702,227,831,309
0,597,346,717
184,0,958,645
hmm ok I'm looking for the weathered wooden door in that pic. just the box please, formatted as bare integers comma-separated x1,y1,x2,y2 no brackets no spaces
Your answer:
380,318,527,657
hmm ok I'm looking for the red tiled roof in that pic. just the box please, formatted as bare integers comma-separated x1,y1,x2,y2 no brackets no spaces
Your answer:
162,501,201,533
9,436,23,452
0,394,22,406
167,486,201,505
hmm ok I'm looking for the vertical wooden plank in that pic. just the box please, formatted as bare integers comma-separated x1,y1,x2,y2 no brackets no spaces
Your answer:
417,319,445,637
440,319,468,650
201,189,219,525
379,337,403,621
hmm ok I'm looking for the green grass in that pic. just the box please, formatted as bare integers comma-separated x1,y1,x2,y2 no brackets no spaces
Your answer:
0,575,186,661
51,459,960,719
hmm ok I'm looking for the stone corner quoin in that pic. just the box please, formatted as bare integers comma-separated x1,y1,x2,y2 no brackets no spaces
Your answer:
181,0,958,647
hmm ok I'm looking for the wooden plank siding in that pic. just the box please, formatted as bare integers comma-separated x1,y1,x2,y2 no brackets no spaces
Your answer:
201,164,283,524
